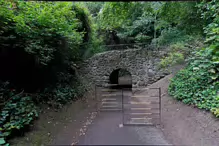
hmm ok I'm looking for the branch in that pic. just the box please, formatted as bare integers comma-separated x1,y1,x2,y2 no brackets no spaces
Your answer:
0,90,24,106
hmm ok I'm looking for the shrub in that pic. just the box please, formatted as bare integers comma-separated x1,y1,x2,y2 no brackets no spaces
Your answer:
0,1,92,145
156,27,188,46
0,1,94,91
168,49,219,117
159,43,187,69
211,107,219,118
0,91,38,145
159,39,204,69
159,52,184,68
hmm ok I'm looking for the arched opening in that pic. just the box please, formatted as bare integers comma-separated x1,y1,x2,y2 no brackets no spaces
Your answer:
109,68,132,89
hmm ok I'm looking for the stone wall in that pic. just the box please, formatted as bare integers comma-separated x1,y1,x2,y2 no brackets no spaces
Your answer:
77,48,169,93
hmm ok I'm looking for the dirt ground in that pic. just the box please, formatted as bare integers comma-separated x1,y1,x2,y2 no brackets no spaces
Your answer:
10,95,97,146
10,65,219,146
149,74,219,146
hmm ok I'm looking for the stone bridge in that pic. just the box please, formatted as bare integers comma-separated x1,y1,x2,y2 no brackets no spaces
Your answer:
78,48,169,89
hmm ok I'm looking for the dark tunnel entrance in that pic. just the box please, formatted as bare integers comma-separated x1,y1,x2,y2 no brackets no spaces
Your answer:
109,68,132,89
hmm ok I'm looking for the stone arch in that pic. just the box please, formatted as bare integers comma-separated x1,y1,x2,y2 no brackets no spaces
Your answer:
78,49,169,90
109,68,132,89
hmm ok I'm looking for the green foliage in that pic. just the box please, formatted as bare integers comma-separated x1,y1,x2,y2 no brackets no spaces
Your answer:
0,1,94,91
168,50,219,117
159,39,204,69
211,107,219,118
159,52,184,68
168,0,219,118
0,90,38,145
81,19,106,58
97,2,160,45
0,137,6,145
159,2,203,35
197,0,219,61
98,2,143,30
41,81,86,108
72,3,92,43
0,77,85,144
0,81,11,106
96,2,202,47
12,2,83,65
155,27,189,46
153,2,203,46
71,2,106,58
197,0,218,26
0,1,95,77
0,1,94,144
82,2,104,17
117,15,154,44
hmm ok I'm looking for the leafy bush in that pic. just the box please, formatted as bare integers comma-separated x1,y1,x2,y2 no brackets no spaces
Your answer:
0,1,93,145
82,22,106,59
211,107,219,118
41,82,86,108
155,27,189,46
169,0,219,118
168,49,219,117
197,0,219,62
0,91,38,145
13,2,84,65
159,52,184,68
0,76,85,144
0,81,12,108
0,1,94,91
82,2,104,17
117,16,154,44
158,38,204,69
159,43,190,68
169,43,188,53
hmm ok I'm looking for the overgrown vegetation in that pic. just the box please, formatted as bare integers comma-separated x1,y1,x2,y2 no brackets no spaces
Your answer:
159,39,204,68
95,2,203,48
0,0,218,145
169,49,219,116
169,0,219,117
0,1,89,145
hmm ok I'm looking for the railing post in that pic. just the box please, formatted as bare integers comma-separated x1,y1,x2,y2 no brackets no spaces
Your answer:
95,85,98,112
122,88,124,125
159,87,161,125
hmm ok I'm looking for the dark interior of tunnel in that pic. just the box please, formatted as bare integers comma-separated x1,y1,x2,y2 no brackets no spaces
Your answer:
109,68,132,89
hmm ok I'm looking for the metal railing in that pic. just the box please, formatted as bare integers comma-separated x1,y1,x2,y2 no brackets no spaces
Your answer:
95,84,161,126
122,87,161,126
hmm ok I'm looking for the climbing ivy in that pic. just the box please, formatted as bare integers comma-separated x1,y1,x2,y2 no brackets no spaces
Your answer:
169,49,219,117
0,91,38,145
197,0,219,62
168,0,219,118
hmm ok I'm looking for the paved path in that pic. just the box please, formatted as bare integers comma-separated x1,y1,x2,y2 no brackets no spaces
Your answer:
77,89,171,145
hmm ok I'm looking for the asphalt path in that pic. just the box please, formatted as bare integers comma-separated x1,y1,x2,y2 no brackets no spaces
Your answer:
78,89,171,145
